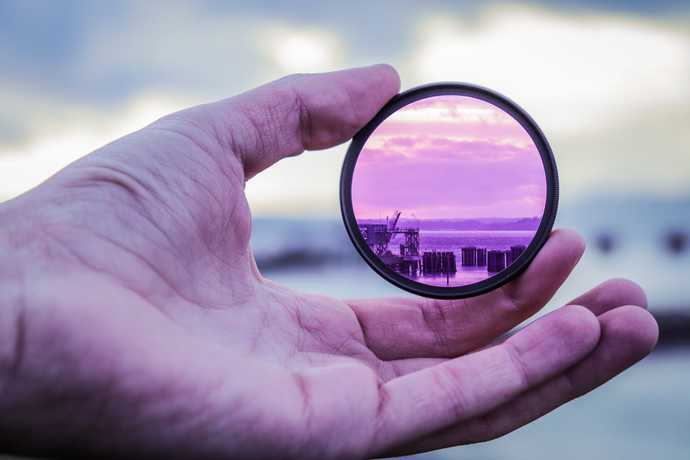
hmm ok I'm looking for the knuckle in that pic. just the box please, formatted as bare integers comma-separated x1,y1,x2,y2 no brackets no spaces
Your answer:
502,341,531,389
420,299,467,355
431,364,471,421
420,299,452,355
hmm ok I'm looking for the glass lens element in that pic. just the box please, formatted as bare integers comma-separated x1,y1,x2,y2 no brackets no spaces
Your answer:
351,95,547,288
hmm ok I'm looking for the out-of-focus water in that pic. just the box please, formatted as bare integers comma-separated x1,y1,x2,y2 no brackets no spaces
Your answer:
258,254,690,460
251,197,690,459
253,197,690,311
430,349,690,460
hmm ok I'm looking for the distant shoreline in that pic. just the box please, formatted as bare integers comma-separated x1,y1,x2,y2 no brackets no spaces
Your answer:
655,310,690,348
357,217,541,231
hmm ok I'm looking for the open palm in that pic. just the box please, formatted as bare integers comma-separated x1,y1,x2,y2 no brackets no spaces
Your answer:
0,65,657,459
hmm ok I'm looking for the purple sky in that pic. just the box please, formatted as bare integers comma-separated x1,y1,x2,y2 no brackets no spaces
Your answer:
352,95,547,220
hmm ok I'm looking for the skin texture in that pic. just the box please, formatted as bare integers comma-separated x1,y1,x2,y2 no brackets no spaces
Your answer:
0,65,658,459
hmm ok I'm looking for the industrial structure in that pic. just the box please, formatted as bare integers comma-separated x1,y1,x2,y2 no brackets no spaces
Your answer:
359,211,422,275
359,212,527,278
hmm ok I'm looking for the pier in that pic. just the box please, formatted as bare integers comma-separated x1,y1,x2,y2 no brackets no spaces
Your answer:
360,211,423,276
461,247,488,267
487,250,506,273
360,212,529,278
422,251,457,274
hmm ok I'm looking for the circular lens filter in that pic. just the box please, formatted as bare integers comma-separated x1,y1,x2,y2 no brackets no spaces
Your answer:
340,83,558,299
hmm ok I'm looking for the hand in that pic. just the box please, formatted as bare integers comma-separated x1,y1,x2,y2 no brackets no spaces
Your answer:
0,65,658,459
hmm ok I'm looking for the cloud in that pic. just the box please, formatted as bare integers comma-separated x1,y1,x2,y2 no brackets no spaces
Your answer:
352,141,546,220
406,5,690,135
401,4,690,202
0,94,190,200
387,95,517,126
350,89,551,219
1,1,689,214
0,1,348,147
0,0,347,202
358,138,535,166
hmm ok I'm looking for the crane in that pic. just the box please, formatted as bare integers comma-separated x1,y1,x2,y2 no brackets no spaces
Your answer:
387,210,401,232
360,210,419,256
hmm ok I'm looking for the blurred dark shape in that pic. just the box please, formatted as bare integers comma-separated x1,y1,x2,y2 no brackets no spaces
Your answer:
595,231,616,254
664,230,688,255
255,249,342,272
654,310,690,348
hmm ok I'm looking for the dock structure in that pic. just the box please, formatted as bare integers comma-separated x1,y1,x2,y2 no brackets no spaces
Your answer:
476,248,487,266
510,245,526,262
360,212,528,279
399,259,420,275
359,223,390,255
505,250,513,267
422,251,457,274
487,250,506,273
380,252,422,276
359,211,424,276
359,211,420,257
462,246,488,267
461,246,478,266
505,245,527,268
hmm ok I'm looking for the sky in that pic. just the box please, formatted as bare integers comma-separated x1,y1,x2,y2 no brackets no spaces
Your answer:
351,95,546,220
0,0,689,216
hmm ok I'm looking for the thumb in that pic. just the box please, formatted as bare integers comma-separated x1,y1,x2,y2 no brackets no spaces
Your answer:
167,64,400,179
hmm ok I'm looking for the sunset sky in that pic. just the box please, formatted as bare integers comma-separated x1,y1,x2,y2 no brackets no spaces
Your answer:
351,95,546,220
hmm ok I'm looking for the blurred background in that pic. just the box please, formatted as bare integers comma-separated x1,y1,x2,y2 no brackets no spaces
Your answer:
1,0,688,458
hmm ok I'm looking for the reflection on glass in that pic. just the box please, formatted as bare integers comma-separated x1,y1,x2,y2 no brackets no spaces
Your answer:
352,95,547,288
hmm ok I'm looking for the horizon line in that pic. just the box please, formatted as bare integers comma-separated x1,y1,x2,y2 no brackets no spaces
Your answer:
356,216,541,221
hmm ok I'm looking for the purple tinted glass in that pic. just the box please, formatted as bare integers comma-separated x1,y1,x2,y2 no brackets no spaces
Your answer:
351,95,547,288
